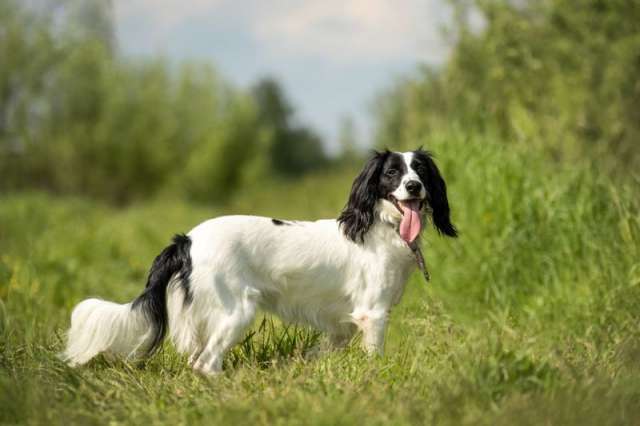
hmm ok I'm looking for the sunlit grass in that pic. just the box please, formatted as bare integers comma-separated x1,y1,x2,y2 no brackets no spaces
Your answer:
1,133,639,424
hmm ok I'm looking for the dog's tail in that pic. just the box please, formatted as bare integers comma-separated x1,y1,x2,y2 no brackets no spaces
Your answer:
62,234,192,366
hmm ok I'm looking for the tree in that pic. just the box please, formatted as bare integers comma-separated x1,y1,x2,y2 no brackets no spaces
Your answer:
66,0,116,52
252,78,327,176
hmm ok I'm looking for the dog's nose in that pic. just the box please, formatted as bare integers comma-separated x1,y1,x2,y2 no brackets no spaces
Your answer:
405,180,422,196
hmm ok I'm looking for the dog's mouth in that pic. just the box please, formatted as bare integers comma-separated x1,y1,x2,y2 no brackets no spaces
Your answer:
388,195,424,244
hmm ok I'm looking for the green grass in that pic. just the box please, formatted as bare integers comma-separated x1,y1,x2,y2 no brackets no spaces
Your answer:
1,133,639,425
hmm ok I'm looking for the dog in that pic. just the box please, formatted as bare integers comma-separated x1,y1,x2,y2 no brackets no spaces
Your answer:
63,149,457,375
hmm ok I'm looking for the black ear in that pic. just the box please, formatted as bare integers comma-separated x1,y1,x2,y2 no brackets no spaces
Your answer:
338,150,389,242
415,150,458,238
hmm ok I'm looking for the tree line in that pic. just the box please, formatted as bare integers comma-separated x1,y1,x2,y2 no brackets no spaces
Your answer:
2,0,637,204
0,0,330,204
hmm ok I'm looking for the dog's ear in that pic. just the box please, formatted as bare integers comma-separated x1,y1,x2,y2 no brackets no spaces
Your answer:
338,150,389,242
414,150,458,238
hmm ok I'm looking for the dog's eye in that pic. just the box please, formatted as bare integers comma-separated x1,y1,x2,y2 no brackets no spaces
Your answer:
416,166,427,175
385,169,398,177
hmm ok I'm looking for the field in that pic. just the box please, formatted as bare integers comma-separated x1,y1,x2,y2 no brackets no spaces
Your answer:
1,134,639,425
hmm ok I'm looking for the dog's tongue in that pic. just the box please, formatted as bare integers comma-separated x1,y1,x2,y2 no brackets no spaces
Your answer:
399,200,422,244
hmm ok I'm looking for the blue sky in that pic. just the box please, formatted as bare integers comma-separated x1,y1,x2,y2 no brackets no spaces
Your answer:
114,0,455,153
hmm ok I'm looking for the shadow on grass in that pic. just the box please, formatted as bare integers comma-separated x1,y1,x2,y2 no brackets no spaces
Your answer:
65,316,323,375
225,316,322,370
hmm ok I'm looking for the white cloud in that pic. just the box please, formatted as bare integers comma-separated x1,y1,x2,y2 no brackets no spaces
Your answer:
114,0,450,64
113,0,455,150
251,0,449,63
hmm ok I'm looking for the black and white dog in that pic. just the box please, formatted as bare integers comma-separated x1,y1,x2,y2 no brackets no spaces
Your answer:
63,149,457,375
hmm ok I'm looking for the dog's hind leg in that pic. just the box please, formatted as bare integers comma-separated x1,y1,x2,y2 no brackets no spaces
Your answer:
167,283,206,364
191,286,259,376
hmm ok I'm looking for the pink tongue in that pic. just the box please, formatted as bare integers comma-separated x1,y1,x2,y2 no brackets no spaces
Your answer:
399,200,422,244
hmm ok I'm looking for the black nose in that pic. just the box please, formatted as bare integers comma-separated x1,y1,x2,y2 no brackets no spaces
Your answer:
405,180,422,196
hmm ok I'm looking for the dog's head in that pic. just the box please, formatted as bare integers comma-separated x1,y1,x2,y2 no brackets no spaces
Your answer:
338,149,457,243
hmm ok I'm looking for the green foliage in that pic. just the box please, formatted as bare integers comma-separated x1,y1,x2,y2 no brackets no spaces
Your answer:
1,129,639,424
0,2,327,204
376,0,640,174
252,78,328,176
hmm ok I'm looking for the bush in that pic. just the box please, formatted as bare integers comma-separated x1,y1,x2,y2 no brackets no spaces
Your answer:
375,0,640,174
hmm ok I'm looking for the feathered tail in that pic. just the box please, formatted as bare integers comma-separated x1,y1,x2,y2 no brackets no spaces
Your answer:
62,234,192,366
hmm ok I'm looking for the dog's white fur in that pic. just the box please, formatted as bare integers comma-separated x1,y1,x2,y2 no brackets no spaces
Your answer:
63,152,438,375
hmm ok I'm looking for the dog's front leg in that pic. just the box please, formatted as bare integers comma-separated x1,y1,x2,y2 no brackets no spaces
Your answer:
351,308,388,355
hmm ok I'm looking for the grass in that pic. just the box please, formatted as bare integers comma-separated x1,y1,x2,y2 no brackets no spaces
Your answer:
1,133,639,425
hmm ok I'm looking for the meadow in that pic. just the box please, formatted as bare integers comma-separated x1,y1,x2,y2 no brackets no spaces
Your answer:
2,0,640,423
2,132,639,425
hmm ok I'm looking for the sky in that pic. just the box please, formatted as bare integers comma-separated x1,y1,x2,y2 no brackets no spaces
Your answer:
113,0,455,153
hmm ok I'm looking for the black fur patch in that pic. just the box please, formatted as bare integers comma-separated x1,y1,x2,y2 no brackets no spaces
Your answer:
338,150,392,242
131,233,192,355
412,150,458,237
272,218,290,225
378,152,408,197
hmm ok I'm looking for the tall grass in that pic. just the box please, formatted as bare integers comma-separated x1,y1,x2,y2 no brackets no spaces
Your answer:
1,130,638,424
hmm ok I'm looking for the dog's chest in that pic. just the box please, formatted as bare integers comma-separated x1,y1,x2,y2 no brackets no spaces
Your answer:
354,227,417,306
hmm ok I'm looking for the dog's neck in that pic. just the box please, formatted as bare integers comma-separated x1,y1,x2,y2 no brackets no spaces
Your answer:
375,199,426,243
356,201,420,256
